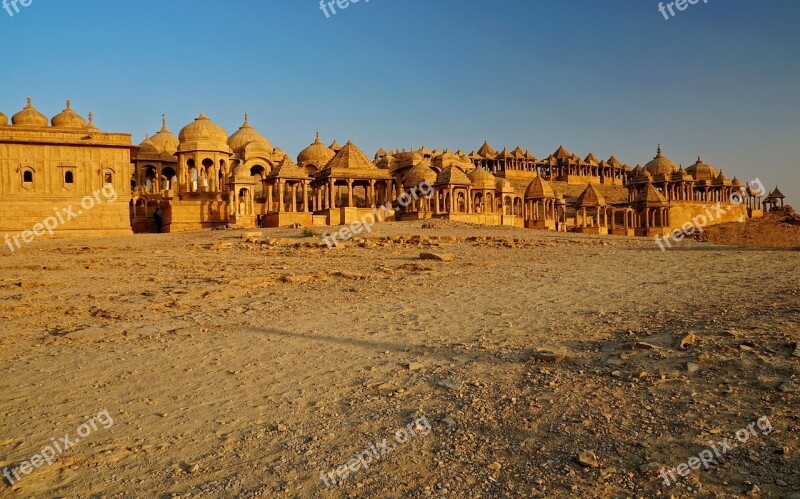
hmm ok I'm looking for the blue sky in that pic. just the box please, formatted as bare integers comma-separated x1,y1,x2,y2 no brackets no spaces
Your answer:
1,0,798,200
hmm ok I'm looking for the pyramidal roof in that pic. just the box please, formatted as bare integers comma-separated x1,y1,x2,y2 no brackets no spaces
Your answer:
323,140,376,170
768,186,785,198
635,183,669,207
576,184,607,207
525,176,556,199
477,140,496,158
553,145,572,161
269,154,309,179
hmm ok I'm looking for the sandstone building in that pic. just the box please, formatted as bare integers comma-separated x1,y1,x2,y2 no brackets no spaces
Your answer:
0,99,133,239
0,98,786,240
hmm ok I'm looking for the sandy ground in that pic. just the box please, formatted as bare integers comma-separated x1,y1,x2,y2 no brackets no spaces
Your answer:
0,221,798,498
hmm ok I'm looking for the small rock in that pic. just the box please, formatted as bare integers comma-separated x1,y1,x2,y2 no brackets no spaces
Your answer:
740,344,753,352
441,416,456,427
778,381,797,393
404,362,424,371
776,479,788,486
530,351,566,363
242,231,262,240
679,333,697,350
435,379,462,390
611,370,622,378
686,362,700,374
487,462,502,471
419,252,454,262
577,450,599,468
639,462,661,473
635,342,660,350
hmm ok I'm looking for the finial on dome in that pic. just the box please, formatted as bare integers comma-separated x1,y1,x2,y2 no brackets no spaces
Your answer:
198,113,207,120
145,132,150,139
656,144,663,157
244,112,249,124
697,156,702,162
88,111,95,126
315,129,320,142
66,100,71,109
161,114,167,131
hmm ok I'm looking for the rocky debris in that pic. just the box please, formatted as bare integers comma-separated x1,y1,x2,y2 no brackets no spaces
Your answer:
419,252,454,262
778,381,797,393
208,240,233,250
577,450,600,468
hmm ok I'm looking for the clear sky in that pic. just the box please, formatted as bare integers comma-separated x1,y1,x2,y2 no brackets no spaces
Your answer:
1,0,798,201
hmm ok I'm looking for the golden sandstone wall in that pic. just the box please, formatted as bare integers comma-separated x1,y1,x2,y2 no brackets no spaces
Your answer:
0,126,133,240
667,202,749,230
162,198,228,233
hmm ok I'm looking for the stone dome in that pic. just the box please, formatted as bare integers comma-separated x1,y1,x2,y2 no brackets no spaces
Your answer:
686,157,719,182
148,116,179,154
403,163,437,187
12,97,48,127
297,131,335,165
496,177,514,193
644,145,678,176
434,166,470,186
179,113,228,144
0,110,8,126
434,149,471,169
51,100,87,128
227,114,272,153
468,165,496,189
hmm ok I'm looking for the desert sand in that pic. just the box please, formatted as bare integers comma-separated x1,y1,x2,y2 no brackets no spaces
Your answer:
0,221,798,498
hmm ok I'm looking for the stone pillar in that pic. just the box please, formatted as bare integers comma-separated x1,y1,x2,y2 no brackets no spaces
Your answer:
347,180,354,207
278,180,285,213
302,182,309,213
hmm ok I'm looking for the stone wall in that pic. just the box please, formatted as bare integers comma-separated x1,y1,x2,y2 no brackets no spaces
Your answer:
0,127,133,238
668,201,749,230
